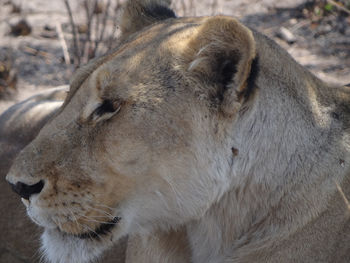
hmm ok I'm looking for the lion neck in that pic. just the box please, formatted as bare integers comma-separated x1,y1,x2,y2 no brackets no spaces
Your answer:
186,33,350,262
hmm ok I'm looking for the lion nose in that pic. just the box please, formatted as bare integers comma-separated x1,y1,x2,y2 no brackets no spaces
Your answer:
9,180,44,200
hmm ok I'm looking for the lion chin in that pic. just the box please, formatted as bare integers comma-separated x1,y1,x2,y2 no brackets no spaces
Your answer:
41,229,106,263
41,217,122,263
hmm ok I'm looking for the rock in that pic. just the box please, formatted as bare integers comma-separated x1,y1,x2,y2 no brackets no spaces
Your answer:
276,26,297,44
10,19,32,37
289,18,298,25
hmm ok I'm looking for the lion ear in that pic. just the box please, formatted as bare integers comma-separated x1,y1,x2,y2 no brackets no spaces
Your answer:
186,16,256,116
120,0,176,38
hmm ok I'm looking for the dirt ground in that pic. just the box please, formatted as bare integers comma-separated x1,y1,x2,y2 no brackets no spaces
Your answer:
0,0,349,115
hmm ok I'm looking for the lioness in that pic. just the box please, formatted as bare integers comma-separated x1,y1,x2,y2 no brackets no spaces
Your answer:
6,0,350,262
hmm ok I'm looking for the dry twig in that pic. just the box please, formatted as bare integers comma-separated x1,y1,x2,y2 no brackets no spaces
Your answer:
22,46,54,61
63,0,121,67
55,22,71,65
63,0,81,66
96,0,111,53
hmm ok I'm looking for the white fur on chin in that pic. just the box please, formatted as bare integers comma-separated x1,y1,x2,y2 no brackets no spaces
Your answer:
41,229,112,263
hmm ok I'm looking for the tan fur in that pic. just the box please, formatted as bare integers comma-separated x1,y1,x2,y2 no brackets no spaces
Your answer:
126,227,191,263
6,1,350,263
0,87,127,263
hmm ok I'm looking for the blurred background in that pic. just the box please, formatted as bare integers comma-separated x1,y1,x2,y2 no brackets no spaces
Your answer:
0,0,350,114
0,0,349,262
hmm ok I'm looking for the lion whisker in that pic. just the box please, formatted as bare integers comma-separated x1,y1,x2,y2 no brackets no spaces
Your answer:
80,196,116,211
92,203,116,211
38,250,46,263
67,207,85,231
84,205,115,218
80,214,113,218
33,244,46,263
79,215,115,225
80,222,103,240
52,217,63,230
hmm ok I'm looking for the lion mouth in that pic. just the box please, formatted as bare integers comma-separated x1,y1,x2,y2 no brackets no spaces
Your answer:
71,216,121,240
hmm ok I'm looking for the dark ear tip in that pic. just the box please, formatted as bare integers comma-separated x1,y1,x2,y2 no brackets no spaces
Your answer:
121,0,176,36
145,4,176,20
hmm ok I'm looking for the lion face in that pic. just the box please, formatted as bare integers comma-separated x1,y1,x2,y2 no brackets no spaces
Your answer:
6,1,256,262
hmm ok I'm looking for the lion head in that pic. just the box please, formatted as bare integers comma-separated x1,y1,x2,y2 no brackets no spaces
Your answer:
7,0,349,263
6,0,256,260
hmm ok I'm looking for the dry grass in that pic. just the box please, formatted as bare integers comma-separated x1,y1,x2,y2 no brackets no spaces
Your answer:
63,0,123,68
62,0,224,68
0,48,17,99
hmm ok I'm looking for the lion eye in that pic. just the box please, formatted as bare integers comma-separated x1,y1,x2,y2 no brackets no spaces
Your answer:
91,99,121,122
94,100,116,115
